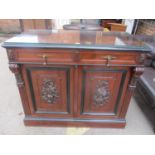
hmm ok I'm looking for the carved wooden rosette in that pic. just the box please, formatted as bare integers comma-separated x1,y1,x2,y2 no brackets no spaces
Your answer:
93,80,110,106
9,64,24,88
128,67,144,91
41,79,59,104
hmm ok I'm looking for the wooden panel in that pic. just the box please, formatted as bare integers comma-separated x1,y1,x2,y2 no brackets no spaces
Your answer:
20,19,34,31
22,65,74,118
78,66,129,119
34,19,47,29
110,23,127,32
20,19,52,31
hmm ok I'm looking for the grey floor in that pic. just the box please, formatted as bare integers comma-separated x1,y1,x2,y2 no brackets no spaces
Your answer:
0,37,154,135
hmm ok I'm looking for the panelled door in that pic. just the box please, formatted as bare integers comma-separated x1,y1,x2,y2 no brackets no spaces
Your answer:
22,64,130,120
22,65,74,118
77,66,130,119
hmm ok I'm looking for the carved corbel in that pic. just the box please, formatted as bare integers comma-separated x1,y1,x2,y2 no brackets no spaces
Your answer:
138,53,146,64
7,49,15,61
128,67,144,90
9,64,24,88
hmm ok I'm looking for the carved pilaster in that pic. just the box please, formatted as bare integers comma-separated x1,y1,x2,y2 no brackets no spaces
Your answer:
9,64,31,115
9,64,24,88
128,67,144,90
120,67,145,118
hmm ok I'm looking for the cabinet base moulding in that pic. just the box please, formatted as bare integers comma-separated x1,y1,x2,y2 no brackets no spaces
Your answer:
24,116,126,128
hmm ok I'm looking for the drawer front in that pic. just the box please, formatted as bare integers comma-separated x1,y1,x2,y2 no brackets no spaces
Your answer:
12,49,143,66
79,51,142,65
14,49,78,64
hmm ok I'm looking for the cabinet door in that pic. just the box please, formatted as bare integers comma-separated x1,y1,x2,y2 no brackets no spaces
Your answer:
78,66,130,119
22,65,74,118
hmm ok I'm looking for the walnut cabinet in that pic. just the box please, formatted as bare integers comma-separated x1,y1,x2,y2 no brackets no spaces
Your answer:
2,30,150,128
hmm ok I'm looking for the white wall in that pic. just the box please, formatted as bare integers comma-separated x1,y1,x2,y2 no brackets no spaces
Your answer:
52,19,71,29
124,19,135,34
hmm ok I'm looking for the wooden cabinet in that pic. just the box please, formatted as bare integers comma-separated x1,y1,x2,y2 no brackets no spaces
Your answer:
6,48,146,128
3,30,150,128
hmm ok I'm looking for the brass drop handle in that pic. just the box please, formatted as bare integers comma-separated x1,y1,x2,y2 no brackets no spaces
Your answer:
38,54,48,65
102,55,117,66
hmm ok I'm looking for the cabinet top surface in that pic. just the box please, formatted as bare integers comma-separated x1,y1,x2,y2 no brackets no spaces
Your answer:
2,30,151,52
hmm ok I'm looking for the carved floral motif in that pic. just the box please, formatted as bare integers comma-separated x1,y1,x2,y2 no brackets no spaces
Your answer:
41,79,59,104
9,64,24,87
93,80,110,106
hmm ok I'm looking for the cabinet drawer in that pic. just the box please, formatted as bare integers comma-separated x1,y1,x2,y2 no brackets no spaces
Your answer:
79,51,141,65
14,49,78,64
12,49,143,66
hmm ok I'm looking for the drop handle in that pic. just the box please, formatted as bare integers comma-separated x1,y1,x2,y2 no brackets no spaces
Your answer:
102,55,117,66
38,54,48,65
